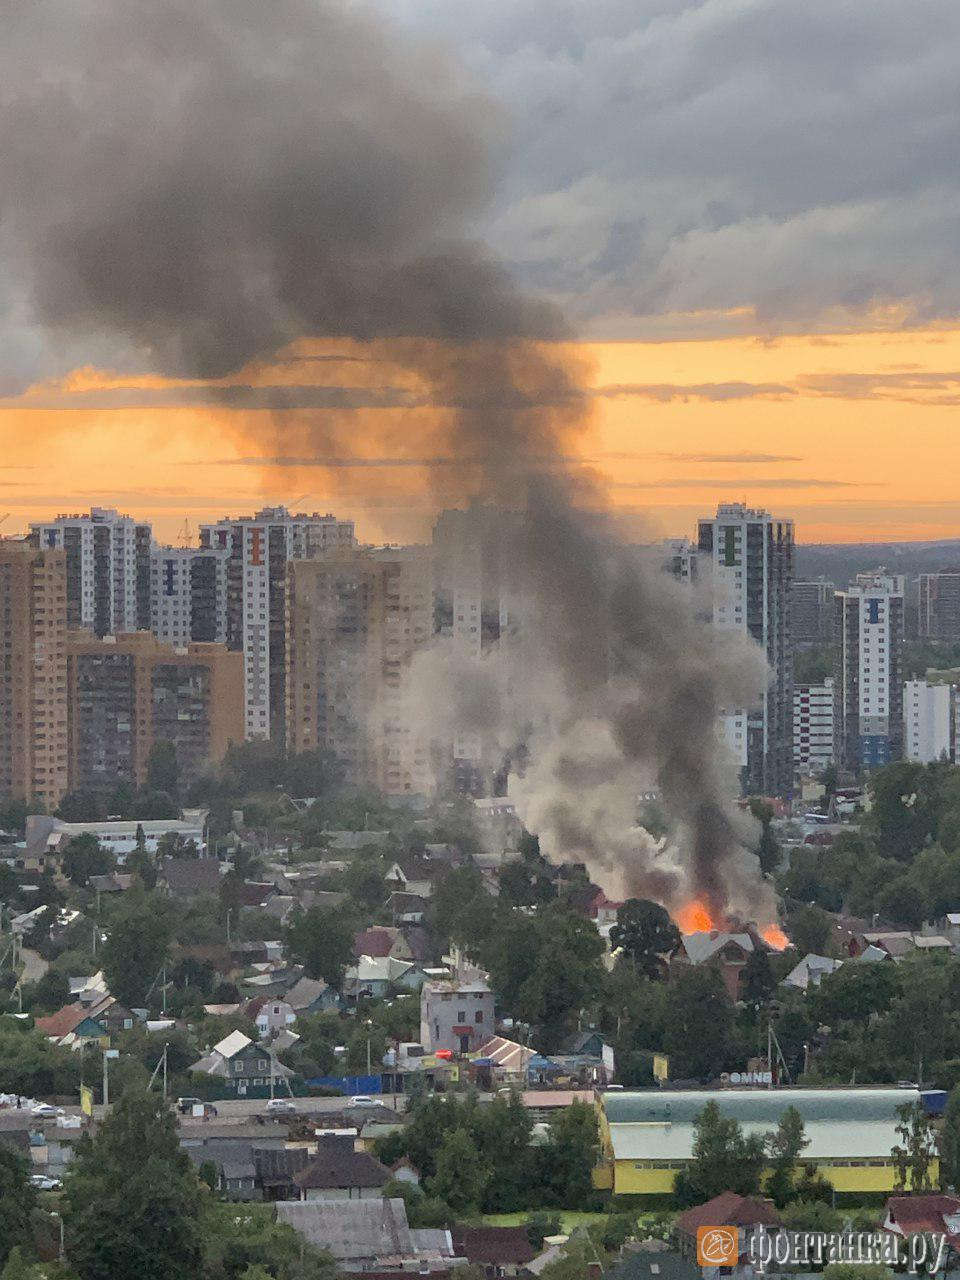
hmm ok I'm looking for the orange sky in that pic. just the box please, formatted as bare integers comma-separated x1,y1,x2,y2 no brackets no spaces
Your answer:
3,324,960,546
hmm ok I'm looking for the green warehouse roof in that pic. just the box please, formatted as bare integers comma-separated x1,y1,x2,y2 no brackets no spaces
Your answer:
602,1088,919,1163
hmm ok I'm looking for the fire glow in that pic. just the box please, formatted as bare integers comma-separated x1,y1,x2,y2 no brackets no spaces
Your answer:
674,899,789,951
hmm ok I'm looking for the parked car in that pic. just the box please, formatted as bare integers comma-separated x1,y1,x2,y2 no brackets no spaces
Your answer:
31,1104,64,1119
176,1097,203,1114
347,1095,380,1109
29,1175,62,1191
265,1098,297,1115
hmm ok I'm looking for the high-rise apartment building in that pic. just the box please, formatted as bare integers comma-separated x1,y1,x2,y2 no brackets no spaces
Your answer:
432,508,515,781
918,572,960,641
286,546,433,796
0,540,69,810
150,546,230,647
662,537,699,585
903,679,954,764
791,579,834,645
30,507,152,637
793,678,835,778
67,631,243,794
835,573,904,774
697,504,795,797
200,508,355,741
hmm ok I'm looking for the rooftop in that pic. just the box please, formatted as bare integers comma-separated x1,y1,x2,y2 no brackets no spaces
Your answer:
602,1088,922,1163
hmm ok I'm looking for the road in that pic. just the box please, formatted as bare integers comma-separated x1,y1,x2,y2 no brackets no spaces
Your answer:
209,1095,406,1119
19,947,48,985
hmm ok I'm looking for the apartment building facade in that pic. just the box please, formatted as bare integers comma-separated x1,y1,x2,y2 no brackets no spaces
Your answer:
904,679,954,764
200,508,355,741
918,571,960,641
286,546,433,797
67,631,243,794
30,507,152,637
835,574,904,774
793,678,835,778
150,545,230,647
791,579,835,645
697,504,795,796
0,540,69,809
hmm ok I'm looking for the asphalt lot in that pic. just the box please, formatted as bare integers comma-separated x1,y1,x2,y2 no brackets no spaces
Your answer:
186,1095,406,1119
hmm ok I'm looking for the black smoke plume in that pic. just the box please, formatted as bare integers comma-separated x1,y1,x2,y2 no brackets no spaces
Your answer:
0,0,772,923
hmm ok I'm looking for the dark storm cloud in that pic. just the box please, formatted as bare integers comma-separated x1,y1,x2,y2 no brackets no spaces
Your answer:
385,0,960,332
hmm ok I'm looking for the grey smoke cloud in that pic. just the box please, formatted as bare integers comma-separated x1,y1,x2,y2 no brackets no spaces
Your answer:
383,0,960,334
0,0,775,921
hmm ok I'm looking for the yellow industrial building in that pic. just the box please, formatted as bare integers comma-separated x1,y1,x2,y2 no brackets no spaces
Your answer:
594,1087,932,1197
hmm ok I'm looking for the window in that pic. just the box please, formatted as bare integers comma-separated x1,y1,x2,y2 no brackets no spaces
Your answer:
458,1010,466,1022
475,1010,483,1024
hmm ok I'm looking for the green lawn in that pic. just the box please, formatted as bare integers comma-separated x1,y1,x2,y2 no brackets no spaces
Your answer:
481,1211,609,1232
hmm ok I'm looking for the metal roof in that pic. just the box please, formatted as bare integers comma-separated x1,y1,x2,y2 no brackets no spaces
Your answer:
276,1198,415,1265
604,1088,920,1163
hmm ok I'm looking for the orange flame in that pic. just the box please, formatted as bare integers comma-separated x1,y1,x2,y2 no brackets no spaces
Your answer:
760,923,789,950
675,900,717,934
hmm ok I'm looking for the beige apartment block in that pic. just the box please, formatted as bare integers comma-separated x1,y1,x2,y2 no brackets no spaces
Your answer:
286,547,434,797
0,540,69,810
66,630,243,793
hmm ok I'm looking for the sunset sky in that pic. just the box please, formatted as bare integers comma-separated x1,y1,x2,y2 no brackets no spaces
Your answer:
3,0,959,549
3,322,960,546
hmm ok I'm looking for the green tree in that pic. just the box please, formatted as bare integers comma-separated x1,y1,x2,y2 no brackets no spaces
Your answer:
673,1101,766,1206
784,903,834,956
347,1024,387,1074
512,904,606,1048
0,1146,36,1266
525,1212,563,1251
25,967,70,1014
535,1099,600,1208
609,899,680,979
892,1101,937,1192
284,906,354,988
875,876,929,930
101,893,172,1008
475,1089,536,1212
663,968,735,1080
57,791,107,822
866,761,949,861
811,962,899,1026
130,791,178,821
62,833,114,887
941,1084,960,1188
428,1127,490,1216
63,1088,203,1280
201,1200,337,1280
342,858,386,915
749,799,782,876
765,1105,809,1207
282,748,344,799
741,948,776,1007
0,1247,41,1280
146,741,180,802
0,1021,79,1096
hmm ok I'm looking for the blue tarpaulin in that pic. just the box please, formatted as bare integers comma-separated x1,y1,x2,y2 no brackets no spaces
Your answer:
303,1073,382,1095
